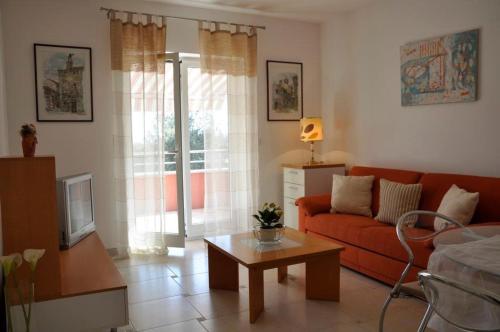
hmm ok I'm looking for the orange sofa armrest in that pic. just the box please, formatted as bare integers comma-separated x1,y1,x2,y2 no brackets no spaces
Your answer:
295,194,331,232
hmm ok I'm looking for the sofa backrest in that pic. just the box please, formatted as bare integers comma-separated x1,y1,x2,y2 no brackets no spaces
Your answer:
418,173,500,229
349,166,423,216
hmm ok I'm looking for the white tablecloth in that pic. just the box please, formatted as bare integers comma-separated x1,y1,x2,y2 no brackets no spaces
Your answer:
427,234,500,331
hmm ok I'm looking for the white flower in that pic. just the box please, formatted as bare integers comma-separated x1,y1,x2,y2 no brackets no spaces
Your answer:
0,253,22,276
23,249,46,271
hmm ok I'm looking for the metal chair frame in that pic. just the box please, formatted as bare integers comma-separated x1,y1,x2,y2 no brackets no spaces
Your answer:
417,271,500,332
378,210,481,332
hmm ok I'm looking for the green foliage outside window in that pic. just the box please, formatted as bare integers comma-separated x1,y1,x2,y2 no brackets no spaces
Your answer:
164,113,205,172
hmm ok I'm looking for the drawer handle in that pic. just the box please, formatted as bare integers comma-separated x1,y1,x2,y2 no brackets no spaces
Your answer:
288,170,299,175
288,186,298,191
288,201,295,206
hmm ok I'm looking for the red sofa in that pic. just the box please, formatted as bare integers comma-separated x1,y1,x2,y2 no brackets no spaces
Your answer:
296,166,500,285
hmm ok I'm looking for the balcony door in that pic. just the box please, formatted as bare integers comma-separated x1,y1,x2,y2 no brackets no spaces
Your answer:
180,55,230,238
162,54,231,240
162,52,186,247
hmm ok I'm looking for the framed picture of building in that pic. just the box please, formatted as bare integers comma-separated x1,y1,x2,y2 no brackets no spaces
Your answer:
34,44,93,122
267,60,303,121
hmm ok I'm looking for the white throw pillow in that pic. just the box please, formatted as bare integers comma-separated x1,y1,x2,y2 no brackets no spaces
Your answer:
434,184,479,231
375,179,422,226
330,174,375,217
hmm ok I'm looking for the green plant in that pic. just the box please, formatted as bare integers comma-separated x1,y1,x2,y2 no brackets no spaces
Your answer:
252,203,283,229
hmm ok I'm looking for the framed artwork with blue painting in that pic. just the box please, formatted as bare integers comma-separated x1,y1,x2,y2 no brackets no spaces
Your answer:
34,44,93,122
401,29,478,106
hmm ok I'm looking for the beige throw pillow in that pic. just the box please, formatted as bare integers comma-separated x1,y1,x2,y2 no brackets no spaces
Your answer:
330,174,375,217
434,184,479,231
375,179,422,226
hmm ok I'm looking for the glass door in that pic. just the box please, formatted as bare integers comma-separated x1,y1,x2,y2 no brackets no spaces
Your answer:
180,55,230,238
163,52,186,247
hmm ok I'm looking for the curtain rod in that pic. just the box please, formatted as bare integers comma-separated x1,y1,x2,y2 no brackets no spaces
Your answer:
99,7,266,30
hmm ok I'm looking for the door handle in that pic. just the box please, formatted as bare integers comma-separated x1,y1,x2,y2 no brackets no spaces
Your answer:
166,150,179,154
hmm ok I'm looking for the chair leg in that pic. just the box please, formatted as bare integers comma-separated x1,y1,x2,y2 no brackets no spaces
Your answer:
417,304,433,332
378,294,395,332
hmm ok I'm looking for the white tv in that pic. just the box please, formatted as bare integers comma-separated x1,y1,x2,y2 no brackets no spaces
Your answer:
56,173,96,249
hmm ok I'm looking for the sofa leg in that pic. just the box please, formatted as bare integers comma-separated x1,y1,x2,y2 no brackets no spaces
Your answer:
110,328,117,332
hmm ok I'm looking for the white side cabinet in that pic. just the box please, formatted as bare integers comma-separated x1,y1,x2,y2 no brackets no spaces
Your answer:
283,163,345,229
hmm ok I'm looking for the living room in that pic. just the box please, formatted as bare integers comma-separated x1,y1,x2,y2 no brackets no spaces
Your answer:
0,0,499,331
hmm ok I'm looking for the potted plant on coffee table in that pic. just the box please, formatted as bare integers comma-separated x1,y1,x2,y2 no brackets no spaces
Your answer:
252,203,284,243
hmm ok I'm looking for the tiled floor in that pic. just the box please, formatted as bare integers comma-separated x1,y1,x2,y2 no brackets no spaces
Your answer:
114,240,430,332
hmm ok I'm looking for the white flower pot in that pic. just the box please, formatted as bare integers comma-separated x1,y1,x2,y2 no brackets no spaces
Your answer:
253,226,284,244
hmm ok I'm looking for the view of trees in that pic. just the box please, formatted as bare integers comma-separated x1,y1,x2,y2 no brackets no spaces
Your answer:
164,112,205,172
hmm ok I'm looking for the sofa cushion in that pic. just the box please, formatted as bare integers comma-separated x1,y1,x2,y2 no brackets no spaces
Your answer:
349,166,423,216
305,213,388,247
418,173,500,229
375,179,422,226
330,174,375,217
434,184,479,231
358,226,433,268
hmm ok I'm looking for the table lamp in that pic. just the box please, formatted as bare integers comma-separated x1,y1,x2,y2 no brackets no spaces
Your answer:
300,117,323,164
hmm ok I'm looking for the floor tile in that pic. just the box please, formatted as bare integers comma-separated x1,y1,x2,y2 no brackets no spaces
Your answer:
200,309,298,332
119,263,175,284
167,256,208,276
143,319,207,332
262,278,306,308
129,296,201,331
119,239,428,332
337,286,419,323
186,289,249,319
172,272,210,295
128,276,186,304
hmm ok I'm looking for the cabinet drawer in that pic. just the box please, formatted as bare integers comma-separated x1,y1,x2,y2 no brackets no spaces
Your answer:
284,197,299,229
283,168,304,186
284,183,305,199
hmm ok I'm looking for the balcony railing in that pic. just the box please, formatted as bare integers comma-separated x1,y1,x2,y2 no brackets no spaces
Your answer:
132,149,229,212
133,149,229,175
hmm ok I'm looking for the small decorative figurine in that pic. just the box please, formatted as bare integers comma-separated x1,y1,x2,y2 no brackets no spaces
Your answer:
19,124,38,157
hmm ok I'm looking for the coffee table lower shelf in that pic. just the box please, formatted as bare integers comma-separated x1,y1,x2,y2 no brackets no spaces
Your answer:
206,244,341,323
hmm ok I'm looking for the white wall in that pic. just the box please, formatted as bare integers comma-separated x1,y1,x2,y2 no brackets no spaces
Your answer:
0,7,8,156
0,0,321,248
321,0,500,176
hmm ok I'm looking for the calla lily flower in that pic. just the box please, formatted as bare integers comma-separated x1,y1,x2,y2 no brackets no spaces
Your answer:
0,253,22,277
23,249,46,271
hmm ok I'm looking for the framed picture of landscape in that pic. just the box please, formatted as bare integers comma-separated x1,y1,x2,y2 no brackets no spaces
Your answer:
267,60,303,121
34,43,93,122
400,29,479,106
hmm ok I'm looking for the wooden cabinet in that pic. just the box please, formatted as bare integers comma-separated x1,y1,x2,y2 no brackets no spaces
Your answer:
0,157,128,331
0,156,61,301
282,163,345,229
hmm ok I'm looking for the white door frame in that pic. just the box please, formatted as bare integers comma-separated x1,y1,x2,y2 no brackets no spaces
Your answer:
179,56,205,239
164,52,186,247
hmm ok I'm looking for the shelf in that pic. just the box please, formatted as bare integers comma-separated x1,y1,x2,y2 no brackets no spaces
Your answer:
60,233,126,298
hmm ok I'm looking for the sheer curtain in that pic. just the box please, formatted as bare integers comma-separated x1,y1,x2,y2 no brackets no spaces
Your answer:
110,12,169,254
198,23,259,235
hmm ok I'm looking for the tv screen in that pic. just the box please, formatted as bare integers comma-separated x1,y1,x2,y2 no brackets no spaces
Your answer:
68,178,94,235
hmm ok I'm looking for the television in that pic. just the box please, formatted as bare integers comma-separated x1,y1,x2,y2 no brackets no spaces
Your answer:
56,173,96,249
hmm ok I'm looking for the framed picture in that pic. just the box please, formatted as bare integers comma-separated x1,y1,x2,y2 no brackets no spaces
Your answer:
401,29,479,106
267,60,303,121
34,43,93,122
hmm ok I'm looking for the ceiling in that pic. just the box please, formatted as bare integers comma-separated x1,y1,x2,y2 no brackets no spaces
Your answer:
147,0,376,22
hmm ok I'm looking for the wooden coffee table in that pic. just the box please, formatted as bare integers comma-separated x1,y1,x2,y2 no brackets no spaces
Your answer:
204,228,344,323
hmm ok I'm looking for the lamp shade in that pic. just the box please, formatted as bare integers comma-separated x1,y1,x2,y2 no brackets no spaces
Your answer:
300,117,323,142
